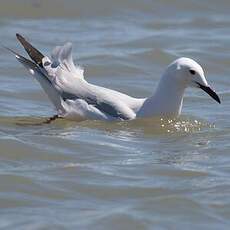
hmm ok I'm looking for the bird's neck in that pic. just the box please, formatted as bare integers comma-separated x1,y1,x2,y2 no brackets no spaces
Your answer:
137,75,186,117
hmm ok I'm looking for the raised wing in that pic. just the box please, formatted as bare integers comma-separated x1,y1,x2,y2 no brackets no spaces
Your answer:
6,47,63,111
16,33,84,80
16,33,44,67
13,34,139,120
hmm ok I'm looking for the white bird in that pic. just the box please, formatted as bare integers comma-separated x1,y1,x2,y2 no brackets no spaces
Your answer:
9,34,220,122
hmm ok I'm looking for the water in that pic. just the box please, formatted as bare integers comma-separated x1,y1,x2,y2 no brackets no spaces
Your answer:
0,0,230,229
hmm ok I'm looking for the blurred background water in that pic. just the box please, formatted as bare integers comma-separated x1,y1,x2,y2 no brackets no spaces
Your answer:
0,0,230,229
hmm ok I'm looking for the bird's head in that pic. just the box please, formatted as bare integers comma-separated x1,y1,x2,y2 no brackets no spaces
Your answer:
165,57,221,104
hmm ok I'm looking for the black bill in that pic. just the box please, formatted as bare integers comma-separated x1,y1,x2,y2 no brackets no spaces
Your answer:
196,82,221,104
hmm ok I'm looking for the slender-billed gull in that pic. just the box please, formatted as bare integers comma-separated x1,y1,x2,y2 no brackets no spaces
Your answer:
8,34,220,121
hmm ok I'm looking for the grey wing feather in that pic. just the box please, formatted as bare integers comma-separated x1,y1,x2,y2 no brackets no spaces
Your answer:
12,34,134,120
63,92,131,120
5,47,52,85
6,47,63,110
94,102,130,120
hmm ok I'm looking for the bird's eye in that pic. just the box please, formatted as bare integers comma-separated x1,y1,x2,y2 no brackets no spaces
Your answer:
189,69,196,75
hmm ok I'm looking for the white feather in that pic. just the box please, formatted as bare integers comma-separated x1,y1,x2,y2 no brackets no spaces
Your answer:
14,41,217,121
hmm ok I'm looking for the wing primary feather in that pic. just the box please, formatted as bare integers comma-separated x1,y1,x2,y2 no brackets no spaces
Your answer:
16,33,44,67
5,46,52,85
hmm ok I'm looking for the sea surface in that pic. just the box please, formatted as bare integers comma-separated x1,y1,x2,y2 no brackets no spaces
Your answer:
0,0,230,229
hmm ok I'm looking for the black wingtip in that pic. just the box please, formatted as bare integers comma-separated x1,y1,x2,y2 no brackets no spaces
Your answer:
16,34,25,45
4,46,25,60
16,33,21,39
16,33,44,67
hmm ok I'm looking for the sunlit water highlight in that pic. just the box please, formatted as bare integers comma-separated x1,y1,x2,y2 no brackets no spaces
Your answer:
0,1,230,229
